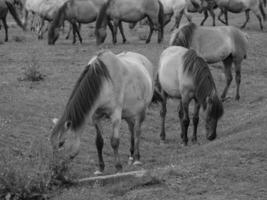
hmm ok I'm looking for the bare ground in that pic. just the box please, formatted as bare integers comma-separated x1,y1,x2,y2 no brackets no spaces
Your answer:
0,12,267,199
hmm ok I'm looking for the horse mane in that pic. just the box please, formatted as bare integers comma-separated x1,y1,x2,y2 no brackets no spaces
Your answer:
48,1,68,40
170,22,196,48
95,0,112,30
183,49,215,103
52,58,111,133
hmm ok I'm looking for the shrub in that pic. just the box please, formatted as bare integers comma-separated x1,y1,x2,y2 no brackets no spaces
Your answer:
18,58,45,82
0,139,54,200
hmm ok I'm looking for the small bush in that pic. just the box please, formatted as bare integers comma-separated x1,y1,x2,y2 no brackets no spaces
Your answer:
18,58,45,82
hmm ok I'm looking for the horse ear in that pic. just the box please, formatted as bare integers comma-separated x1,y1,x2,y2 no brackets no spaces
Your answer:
64,120,72,129
52,118,59,125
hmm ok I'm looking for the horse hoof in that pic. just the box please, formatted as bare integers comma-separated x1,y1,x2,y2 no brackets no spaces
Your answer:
235,95,240,101
128,156,134,165
94,170,103,176
133,161,142,166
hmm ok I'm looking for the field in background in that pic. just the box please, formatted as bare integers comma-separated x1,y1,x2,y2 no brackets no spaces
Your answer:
1,11,267,199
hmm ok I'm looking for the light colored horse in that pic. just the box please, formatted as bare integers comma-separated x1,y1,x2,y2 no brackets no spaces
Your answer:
20,0,67,38
51,50,155,175
170,23,248,101
156,46,223,144
0,0,25,41
202,0,266,30
48,0,123,45
169,0,217,30
95,0,164,45
130,0,216,32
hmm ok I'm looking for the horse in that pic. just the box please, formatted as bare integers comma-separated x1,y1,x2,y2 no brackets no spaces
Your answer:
170,23,248,101
50,50,155,175
95,0,164,45
170,0,217,30
0,0,25,41
129,0,216,32
155,46,224,145
202,0,266,30
48,0,125,45
20,0,67,39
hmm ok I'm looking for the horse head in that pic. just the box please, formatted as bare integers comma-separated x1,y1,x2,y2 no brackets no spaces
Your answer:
204,93,224,141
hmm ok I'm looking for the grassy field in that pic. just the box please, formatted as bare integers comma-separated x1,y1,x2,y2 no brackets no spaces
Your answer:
0,11,267,199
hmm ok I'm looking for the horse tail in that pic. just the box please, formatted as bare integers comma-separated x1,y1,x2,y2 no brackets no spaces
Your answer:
259,0,266,21
151,74,164,104
5,1,26,31
158,0,164,42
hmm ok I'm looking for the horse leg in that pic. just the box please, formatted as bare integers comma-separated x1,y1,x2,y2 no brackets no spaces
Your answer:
233,60,242,101
2,18,8,42
126,118,135,165
146,17,154,44
118,21,127,43
209,9,216,26
200,10,209,26
224,10,228,25
72,22,82,44
252,9,264,30
74,23,83,44
170,11,183,32
218,8,227,25
65,24,72,40
241,10,250,29
192,101,200,144
110,109,122,172
94,123,105,175
132,110,145,166
107,20,116,44
179,100,190,146
221,56,233,100
112,19,119,44
159,92,167,142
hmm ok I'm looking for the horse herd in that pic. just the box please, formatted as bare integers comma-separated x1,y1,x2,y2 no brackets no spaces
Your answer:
0,0,266,44
0,0,253,175
50,21,248,175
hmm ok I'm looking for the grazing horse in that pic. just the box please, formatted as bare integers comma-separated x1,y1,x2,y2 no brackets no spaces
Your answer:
95,0,164,45
48,0,124,45
170,23,248,101
50,50,155,175
202,0,266,30
20,0,67,38
156,46,224,144
0,0,25,41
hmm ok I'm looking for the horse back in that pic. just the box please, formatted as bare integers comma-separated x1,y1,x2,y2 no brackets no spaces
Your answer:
158,46,193,98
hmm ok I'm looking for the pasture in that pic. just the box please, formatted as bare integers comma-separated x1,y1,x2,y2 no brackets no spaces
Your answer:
0,12,267,199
